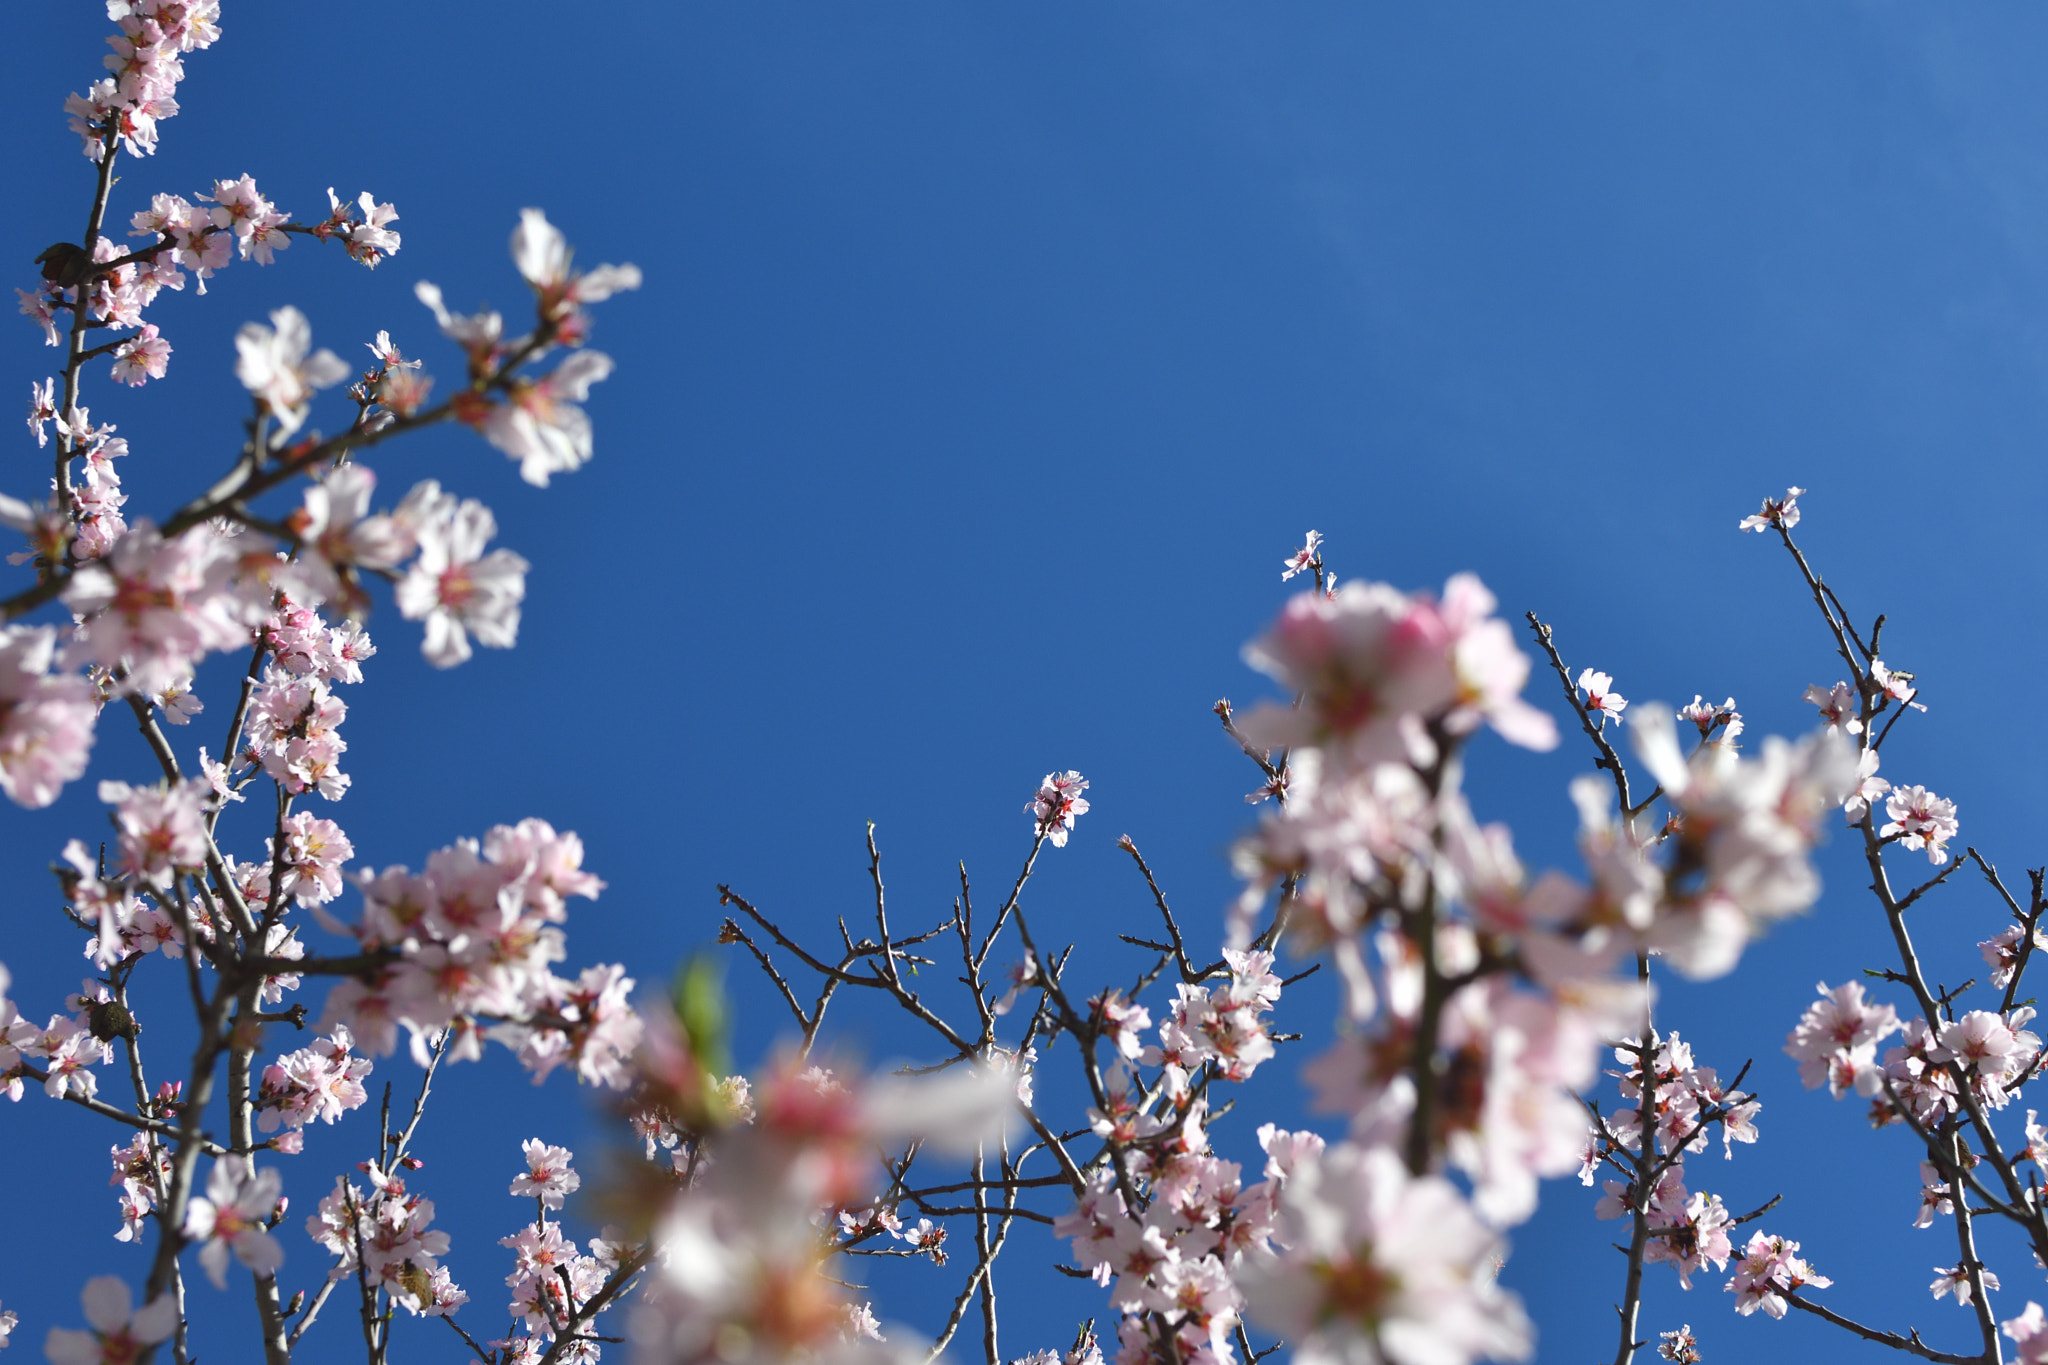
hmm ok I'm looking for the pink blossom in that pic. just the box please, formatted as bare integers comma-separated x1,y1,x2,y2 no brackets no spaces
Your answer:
1738,486,1804,532
234,306,349,436
394,493,528,668
0,625,99,809
18,286,60,345
98,777,209,886
1881,785,1959,865
1785,981,1901,1098
511,1139,581,1209
140,680,196,734
42,1277,177,1365
287,464,413,609
1630,710,1857,976
183,1157,285,1287
2007,1303,2048,1364
1657,1325,1701,1364
1932,1263,2000,1306
508,207,642,329
109,325,170,386
1028,771,1091,847
1915,1161,1954,1229
267,813,354,904
477,350,616,486
28,378,56,446
1281,530,1323,581
1870,660,1926,713
323,189,402,267
1237,1142,1531,1365
1981,925,2046,990
255,1028,371,1133
62,519,251,698
1726,1231,1831,1318
1578,668,1628,726
1803,680,1863,734
1843,747,1890,824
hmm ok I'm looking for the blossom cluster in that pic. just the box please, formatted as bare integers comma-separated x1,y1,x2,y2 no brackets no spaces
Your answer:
1047,954,1294,1365
319,818,631,1083
308,1159,466,1316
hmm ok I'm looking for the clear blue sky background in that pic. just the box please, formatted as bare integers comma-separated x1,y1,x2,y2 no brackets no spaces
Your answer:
6,4,2048,1362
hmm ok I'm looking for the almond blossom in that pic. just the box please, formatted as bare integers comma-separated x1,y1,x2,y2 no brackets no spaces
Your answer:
1281,529,1323,581
1803,680,1862,733
2008,1303,2048,1364
1871,660,1926,713
393,493,528,668
1237,1142,1531,1365
1028,770,1090,847
0,625,99,809
508,206,643,333
233,305,349,436
1725,1231,1831,1318
1738,486,1804,532
511,1139,581,1210
1932,1263,2000,1306
62,519,251,698
1785,980,1902,1098
255,1027,371,1135
108,324,169,386
286,464,415,611
1629,708,1857,977
97,777,209,887
42,1277,177,1365
1881,784,1959,865
1578,667,1627,726
477,349,616,487
183,1156,285,1287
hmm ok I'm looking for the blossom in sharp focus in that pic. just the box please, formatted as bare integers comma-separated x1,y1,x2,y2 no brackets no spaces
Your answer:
1282,530,1323,581
511,1139,581,1210
109,325,170,387
1881,785,1959,865
1656,1325,1700,1364
1726,1232,1830,1318
1869,660,1924,713
1784,980,1901,1098
234,306,350,437
324,189,402,266
1578,668,1627,726
393,492,528,668
1738,486,1804,533
42,1277,177,1365
1027,771,1090,847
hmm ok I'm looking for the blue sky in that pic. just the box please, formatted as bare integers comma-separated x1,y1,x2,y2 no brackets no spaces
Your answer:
7,3,2048,1361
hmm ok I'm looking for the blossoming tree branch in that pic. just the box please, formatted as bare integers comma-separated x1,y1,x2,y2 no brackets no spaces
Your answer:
7,7,2048,1365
